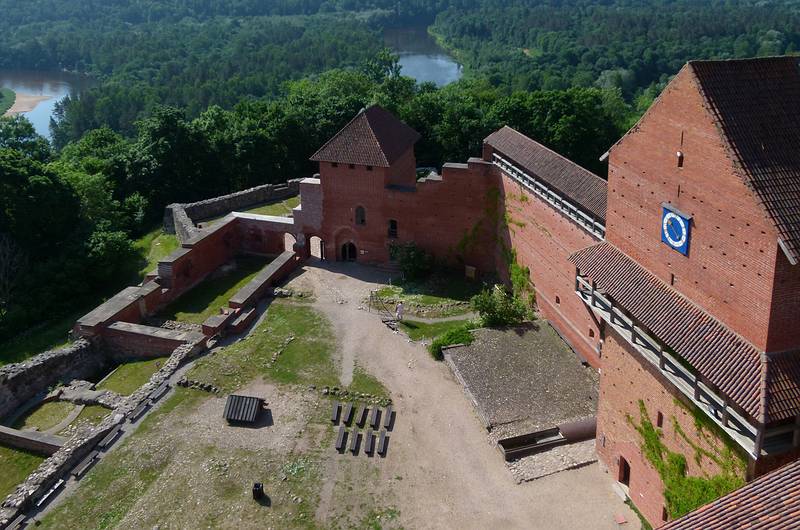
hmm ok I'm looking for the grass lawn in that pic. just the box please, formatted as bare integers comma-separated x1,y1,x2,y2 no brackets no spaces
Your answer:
58,405,112,437
189,300,338,392
159,256,267,324
0,87,14,114
376,271,485,317
97,357,167,396
13,401,75,432
348,363,389,399
242,195,300,217
398,319,472,341
134,228,179,279
0,445,44,500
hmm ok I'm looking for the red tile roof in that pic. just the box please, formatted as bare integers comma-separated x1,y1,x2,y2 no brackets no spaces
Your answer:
662,458,800,530
309,105,420,167
689,56,800,264
569,241,800,424
484,126,607,221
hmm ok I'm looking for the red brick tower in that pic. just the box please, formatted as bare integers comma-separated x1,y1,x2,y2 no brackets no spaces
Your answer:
570,57,800,525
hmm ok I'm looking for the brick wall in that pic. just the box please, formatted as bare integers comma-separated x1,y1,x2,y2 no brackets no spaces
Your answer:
596,330,748,527
606,68,781,352
496,172,603,366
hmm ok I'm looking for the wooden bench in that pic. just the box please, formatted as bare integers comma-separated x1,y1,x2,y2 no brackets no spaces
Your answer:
369,407,380,429
335,425,347,452
342,402,354,425
6,513,26,530
98,425,122,449
150,383,169,403
35,479,65,508
356,406,368,427
129,401,150,422
378,430,389,456
349,429,360,454
73,450,99,478
330,401,340,424
383,405,394,430
364,429,375,454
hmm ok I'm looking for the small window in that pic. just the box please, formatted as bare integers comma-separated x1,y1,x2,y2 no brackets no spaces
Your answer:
388,219,398,239
355,206,366,226
348,164,355,169
676,151,684,168
670,273,675,286
589,328,595,338
656,411,664,428
366,165,373,171
555,296,561,305
331,162,338,168
662,507,669,522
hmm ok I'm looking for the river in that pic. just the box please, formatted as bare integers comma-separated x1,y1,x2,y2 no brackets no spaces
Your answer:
384,26,462,86
0,70,91,139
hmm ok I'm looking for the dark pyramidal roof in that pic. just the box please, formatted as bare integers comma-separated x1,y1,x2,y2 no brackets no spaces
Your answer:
689,56,800,263
310,105,421,168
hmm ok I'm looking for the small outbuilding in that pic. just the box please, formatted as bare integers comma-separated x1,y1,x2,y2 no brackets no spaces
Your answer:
223,395,264,424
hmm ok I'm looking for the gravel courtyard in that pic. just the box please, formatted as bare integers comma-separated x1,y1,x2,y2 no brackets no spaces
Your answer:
37,260,639,530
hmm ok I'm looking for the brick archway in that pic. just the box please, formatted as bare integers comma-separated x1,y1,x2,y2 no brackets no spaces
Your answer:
333,227,358,262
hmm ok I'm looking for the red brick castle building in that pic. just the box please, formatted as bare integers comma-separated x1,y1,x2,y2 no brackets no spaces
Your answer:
292,57,800,527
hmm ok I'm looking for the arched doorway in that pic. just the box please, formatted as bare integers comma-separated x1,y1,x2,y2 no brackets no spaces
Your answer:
309,236,324,259
284,233,297,252
341,242,357,261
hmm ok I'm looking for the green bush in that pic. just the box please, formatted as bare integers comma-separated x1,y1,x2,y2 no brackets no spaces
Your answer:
389,242,434,280
428,324,475,360
470,285,529,327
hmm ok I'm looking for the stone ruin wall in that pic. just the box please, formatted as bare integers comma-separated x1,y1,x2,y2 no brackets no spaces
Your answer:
0,340,108,422
164,179,302,242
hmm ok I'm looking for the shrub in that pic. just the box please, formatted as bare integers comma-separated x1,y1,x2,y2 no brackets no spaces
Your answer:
470,285,529,327
428,323,475,360
389,242,434,280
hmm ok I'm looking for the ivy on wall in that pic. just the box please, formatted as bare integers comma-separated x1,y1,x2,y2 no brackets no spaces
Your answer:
627,400,745,520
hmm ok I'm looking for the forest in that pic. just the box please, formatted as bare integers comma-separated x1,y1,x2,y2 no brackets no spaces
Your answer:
1,0,799,356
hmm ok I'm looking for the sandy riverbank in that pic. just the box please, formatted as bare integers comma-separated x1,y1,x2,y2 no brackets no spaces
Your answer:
3,92,51,116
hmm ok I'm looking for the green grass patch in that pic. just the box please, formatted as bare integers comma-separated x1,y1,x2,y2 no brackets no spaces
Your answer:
398,319,471,341
159,256,266,324
375,271,484,318
0,308,86,366
0,445,44,500
348,364,389,400
188,300,338,392
243,196,300,217
58,405,111,436
0,87,15,114
39,388,204,529
13,401,75,431
133,228,179,279
428,323,476,360
97,357,167,396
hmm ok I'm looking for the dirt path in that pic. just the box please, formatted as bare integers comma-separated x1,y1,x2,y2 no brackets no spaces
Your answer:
286,260,639,530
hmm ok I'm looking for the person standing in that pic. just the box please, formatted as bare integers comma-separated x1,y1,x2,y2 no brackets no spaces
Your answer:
395,301,404,321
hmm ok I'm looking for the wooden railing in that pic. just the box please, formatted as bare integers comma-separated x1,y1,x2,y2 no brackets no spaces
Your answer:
492,153,605,239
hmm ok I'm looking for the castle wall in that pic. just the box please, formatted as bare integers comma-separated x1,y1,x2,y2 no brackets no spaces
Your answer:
597,330,747,527
496,172,603,366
